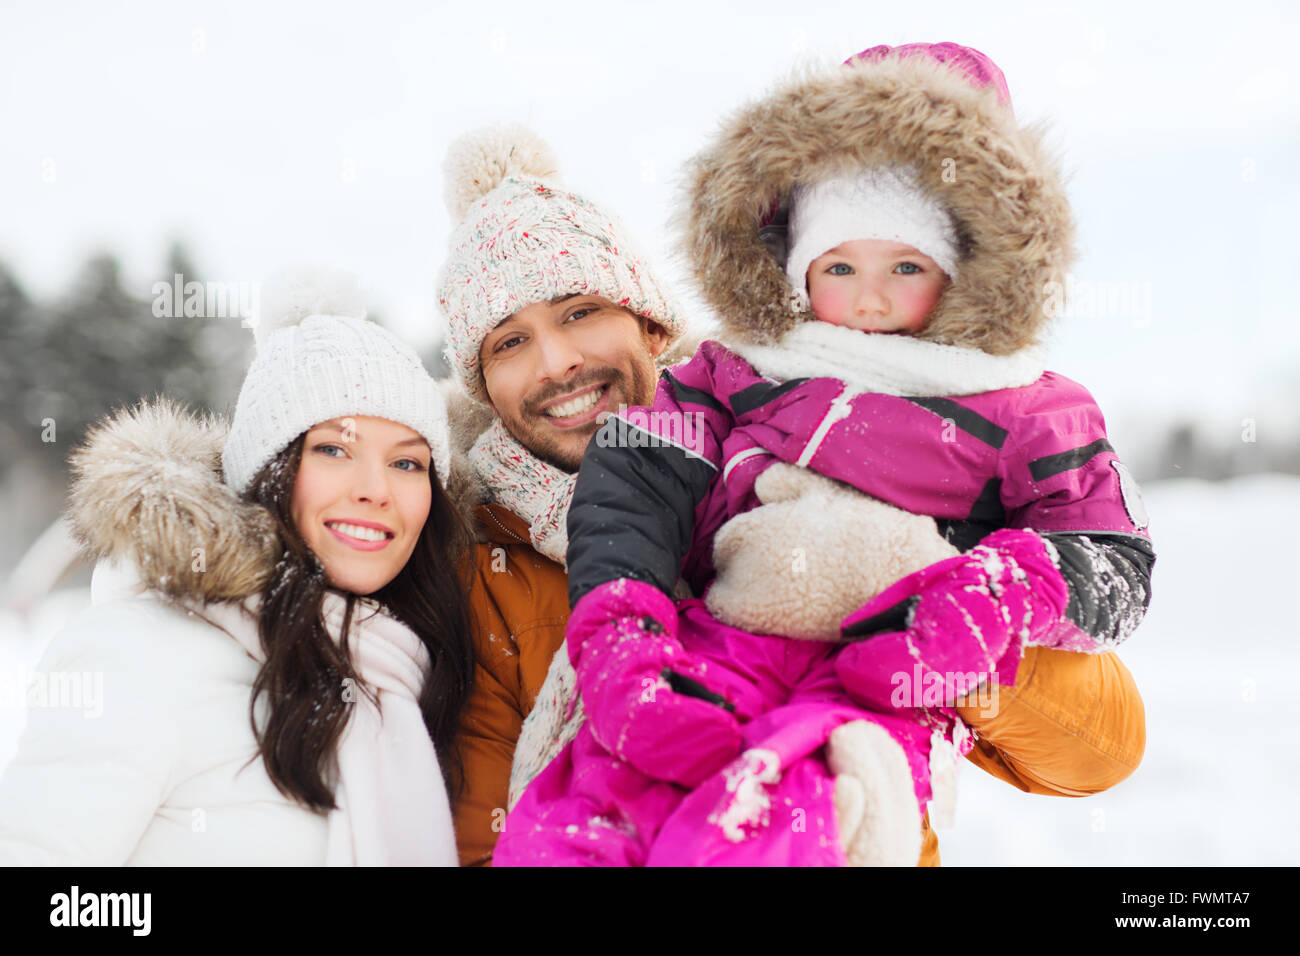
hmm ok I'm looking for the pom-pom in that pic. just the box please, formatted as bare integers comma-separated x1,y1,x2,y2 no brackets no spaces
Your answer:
252,265,368,348
442,123,560,222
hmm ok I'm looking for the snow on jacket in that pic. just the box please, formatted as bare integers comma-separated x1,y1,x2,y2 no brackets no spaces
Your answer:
0,402,456,866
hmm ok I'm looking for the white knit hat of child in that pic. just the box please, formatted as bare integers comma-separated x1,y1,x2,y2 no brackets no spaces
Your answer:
437,124,687,402
784,165,961,308
222,267,451,494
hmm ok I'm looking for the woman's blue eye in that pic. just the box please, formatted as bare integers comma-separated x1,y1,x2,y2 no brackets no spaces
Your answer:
895,262,921,275
828,264,854,276
393,459,427,472
314,443,345,457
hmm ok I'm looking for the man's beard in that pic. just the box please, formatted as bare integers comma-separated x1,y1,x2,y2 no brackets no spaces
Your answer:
498,357,659,473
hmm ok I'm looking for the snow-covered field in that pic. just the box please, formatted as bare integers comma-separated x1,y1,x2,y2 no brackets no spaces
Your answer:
2,475,1296,865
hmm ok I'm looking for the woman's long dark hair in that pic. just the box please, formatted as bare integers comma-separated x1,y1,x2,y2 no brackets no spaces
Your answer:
245,433,476,812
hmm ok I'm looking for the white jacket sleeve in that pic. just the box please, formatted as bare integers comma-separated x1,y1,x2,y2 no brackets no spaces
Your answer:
0,599,187,865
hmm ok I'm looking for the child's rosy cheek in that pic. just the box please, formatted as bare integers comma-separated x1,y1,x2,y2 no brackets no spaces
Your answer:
810,286,842,321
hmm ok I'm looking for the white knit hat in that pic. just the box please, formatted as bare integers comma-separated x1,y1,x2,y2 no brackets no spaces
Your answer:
785,166,961,308
222,267,451,493
436,124,687,401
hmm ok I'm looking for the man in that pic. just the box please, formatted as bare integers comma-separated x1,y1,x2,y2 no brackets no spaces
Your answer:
437,125,1145,867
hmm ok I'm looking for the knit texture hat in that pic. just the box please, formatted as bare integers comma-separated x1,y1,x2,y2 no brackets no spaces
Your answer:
436,124,687,401
784,165,962,307
222,267,451,493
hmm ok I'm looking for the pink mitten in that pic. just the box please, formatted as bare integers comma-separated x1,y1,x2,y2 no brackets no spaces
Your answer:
568,579,743,788
835,529,1070,710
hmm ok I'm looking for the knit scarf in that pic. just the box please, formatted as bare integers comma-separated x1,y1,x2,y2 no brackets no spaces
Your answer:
469,417,578,566
200,592,458,867
730,320,1045,397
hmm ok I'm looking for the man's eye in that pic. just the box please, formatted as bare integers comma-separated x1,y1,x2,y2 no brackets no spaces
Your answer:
495,335,524,352
566,307,596,322
895,262,921,275
827,264,853,276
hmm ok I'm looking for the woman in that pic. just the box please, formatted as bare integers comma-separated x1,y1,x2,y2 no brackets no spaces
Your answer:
0,269,474,865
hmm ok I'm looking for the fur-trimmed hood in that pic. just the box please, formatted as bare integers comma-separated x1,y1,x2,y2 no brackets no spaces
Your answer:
67,400,279,602
679,49,1075,354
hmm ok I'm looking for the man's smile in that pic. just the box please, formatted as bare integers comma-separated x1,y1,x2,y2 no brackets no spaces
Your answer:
536,383,611,427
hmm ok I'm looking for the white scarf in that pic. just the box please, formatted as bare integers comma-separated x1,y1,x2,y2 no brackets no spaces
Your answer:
200,593,458,867
469,417,577,566
730,320,1045,397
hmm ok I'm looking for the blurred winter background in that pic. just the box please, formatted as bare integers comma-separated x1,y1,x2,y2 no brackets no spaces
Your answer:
2,0,1296,865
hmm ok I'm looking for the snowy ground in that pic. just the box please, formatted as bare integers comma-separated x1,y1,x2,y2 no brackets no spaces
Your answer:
2,475,1297,865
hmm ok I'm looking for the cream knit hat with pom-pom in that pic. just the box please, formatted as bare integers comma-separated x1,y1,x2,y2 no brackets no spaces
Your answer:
437,124,687,402
222,266,450,493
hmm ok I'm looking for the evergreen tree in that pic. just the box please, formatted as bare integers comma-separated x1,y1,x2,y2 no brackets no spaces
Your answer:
12,245,250,480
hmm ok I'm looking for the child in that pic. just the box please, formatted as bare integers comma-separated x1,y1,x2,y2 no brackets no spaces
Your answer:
496,42,1154,866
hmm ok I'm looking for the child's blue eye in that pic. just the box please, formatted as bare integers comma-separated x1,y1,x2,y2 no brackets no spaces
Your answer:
895,262,921,275
827,264,854,276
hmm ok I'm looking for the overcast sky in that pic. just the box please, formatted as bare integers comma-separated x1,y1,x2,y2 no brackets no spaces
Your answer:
4,0,1297,449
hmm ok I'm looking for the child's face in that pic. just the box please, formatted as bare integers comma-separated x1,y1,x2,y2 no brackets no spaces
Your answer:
806,239,949,334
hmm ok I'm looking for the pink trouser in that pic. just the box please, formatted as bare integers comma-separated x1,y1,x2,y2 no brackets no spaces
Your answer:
494,600,941,867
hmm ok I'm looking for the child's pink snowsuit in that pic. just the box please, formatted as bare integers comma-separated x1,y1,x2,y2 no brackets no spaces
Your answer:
497,584,944,866
494,41,1154,866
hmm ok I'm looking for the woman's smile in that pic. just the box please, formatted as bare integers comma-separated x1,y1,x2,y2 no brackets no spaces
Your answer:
325,518,395,550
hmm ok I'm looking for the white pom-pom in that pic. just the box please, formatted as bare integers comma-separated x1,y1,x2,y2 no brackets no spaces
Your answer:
442,123,560,222
251,265,368,348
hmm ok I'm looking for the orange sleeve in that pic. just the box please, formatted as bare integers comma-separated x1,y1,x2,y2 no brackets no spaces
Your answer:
452,655,522,867
955,646,1146,796
451,562,525,868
